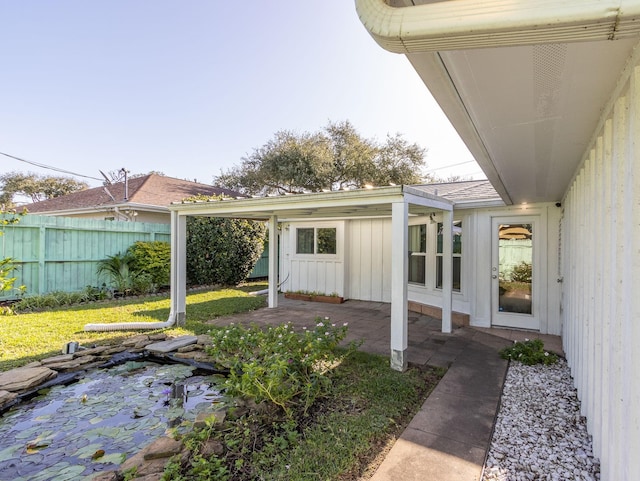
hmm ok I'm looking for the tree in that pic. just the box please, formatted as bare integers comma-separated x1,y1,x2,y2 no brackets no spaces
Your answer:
0,172,88,206
214,121,428,195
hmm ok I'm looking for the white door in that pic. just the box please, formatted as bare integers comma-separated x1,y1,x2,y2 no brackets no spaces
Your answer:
491,216,540,330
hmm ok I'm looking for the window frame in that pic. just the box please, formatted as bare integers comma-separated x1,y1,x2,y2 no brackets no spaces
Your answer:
408,223,427,285
435,220,463,292
294,225,339,257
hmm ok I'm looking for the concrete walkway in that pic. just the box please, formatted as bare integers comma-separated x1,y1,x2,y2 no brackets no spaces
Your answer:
207,295,563,481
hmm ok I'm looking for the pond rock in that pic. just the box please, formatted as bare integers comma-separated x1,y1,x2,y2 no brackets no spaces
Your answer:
0,366,57,392
146,335,198,354
0,390,18,407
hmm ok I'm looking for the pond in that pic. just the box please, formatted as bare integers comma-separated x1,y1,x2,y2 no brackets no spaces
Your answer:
0,361,224,481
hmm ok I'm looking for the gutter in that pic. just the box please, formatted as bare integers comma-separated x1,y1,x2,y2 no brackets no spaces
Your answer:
355,0,640,53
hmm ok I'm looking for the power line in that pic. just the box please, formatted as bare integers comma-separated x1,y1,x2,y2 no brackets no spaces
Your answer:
425,160,475,173
0,151,103,181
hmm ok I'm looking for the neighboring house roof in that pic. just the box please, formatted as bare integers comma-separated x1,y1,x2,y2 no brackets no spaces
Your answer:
24,174,242,215
413,180,501,205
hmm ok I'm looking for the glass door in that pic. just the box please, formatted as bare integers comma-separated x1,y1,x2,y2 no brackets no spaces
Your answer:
491,217,540,330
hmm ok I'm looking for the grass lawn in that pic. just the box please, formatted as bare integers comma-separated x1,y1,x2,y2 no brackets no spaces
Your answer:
0,285,444,480
0,286,266,371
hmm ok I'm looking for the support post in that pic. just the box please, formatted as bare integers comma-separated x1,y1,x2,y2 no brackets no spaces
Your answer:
170,210,187,326
390,201,409,371
268,215,279,308
442,209,453,333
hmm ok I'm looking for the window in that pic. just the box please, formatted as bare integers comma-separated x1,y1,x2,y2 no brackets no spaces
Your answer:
408,224,427,284
296,227,337,255
436,221,462,291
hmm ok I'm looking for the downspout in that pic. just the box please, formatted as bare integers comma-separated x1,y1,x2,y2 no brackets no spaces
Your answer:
84,312,177,332
355,0,640,53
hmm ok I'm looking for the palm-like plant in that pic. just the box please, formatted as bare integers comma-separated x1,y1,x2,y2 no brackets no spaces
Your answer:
96,252,136,295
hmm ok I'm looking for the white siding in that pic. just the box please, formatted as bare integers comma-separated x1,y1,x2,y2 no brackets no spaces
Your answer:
347,218,392,302
281,221,345,297
562,58,640,480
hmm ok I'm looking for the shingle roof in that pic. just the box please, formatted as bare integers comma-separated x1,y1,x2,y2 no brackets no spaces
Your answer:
413,180,501,203
25,174,243,213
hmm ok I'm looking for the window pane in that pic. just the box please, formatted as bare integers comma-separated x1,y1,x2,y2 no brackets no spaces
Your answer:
317,228,337,254
409,255,426,284
437,221,462,253
296,228,314,254
409,225,426,253
436,256,461,292
498,223,532,314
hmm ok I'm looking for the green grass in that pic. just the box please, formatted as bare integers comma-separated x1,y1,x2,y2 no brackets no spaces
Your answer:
166,350,444,480
255,352,443,480
0,286,266,371
0,282,445,480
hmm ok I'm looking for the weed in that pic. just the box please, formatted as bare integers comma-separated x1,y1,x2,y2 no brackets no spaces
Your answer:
499,338,558,365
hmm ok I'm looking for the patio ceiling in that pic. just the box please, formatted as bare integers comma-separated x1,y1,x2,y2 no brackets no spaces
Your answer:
358,0,640,205
168,185,453,219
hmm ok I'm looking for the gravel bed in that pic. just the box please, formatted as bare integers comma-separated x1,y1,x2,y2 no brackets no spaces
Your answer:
482,359,600,481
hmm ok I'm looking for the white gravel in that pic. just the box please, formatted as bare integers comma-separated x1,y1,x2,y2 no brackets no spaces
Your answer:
482,359,600,481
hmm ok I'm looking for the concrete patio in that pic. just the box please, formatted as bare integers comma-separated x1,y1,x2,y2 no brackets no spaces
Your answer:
205,294,563,481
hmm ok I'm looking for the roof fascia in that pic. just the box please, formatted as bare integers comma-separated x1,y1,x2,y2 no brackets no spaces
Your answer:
170,186,454,218
26,203,169,216
356,0,640,53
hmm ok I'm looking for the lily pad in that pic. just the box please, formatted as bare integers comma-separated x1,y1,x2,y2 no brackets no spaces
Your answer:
74,443,104,459
52,463,86,480
0,444,21,463
92,452,125,465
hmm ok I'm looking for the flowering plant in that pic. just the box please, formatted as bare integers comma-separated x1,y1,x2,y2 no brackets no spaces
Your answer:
499,338,558,365
206,319,360,417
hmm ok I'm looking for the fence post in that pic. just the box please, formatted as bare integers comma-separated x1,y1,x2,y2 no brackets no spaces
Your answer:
38,225,46,295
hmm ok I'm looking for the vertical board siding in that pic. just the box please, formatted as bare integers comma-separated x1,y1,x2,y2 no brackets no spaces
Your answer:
563,63,640,481
0,215,170,299
347,218,391,302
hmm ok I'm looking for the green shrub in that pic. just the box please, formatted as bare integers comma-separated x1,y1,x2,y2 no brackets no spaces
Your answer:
11,285,113,312
510,261,532,282
186,217,266,286
97,252,158,296
207,320,360,417
499,338,558,365
127,241,171,287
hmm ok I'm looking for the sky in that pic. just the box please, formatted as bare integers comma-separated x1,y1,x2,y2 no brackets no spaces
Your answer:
0,1,481,191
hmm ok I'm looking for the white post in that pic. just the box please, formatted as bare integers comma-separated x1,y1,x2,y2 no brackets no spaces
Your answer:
268,215,279,308
442,209,453,333
391,201,409,371
170,210,187,326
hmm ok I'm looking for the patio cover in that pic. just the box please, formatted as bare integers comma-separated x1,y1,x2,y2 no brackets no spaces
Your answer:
168,185,454,371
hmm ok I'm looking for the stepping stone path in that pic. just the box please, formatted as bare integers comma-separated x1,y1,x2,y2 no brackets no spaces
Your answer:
0,334,228,480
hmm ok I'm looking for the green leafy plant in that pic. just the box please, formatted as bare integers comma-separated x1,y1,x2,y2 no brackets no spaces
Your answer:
162,349,443,481
207,320,360,418
499,338,558,365
96,252,157,296
127,240,171,287
1,207,27,313
184,196,266,286
510,261,532,282
11,285,112,312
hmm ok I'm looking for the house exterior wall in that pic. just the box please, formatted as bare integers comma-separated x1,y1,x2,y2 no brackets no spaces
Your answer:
346,218,392,302
561,49,640,481
279,221,346,297
280,204,561,335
